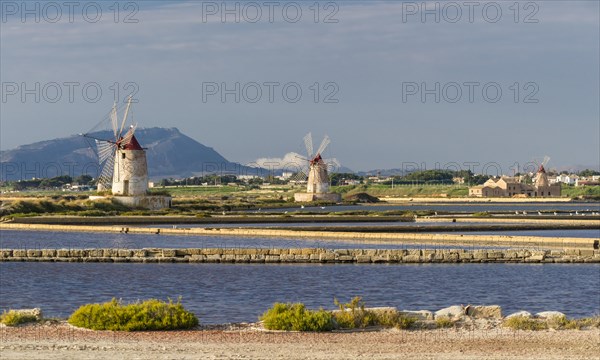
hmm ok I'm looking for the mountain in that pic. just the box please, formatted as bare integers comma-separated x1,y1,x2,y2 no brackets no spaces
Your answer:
0,128,263,181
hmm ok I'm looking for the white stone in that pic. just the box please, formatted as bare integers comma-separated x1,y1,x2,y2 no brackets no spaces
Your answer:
400,310,434,320
434,305,465,319
465,305,502,319
505,311,532,319
535,311,566,319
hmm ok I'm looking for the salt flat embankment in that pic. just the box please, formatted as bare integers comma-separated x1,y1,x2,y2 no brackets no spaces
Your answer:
1,247,599,263
1,222,598,250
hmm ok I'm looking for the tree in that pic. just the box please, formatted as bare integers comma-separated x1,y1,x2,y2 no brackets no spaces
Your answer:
74,175,94,185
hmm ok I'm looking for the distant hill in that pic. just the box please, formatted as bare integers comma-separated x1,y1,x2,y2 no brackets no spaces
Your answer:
0,127,263,181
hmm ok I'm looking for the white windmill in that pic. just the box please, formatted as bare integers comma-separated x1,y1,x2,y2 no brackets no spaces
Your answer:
534,156,551,188
293,132,342,202
83,96,148,196
532,155,561,197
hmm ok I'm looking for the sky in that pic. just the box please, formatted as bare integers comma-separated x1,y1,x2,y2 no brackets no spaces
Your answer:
1,0,599,174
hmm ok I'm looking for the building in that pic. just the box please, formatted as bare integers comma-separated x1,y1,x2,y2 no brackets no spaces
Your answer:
469,166,560,198
555,174,578,185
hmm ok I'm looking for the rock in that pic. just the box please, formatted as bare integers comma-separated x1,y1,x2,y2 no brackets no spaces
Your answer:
535,311,565,319
465,305,502,319
505,311,532,319
400,310,434,320
435,305,465,319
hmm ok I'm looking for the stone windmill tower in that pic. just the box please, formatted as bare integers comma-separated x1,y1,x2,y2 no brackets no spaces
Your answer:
534,156,561,197
293,133,341,202
83,97,170,209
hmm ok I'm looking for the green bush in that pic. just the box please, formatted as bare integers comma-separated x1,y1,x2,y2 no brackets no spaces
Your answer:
332,297,417,330
68,298,199,331
0,310,38,326
435,316,455,328
333,297,377,329
503,316,547,331
260,303,334,332
472,211,492,217
77,210,109,217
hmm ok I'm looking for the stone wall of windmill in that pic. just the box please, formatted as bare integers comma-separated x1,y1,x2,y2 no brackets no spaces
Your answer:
112,144,148,196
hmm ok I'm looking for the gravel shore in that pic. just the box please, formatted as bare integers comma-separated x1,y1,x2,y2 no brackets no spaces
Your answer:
1,322,599,360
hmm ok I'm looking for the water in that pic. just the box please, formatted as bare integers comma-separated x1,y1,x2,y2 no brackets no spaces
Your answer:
0,262,598,323
447,229,599,238
148,221,514,228
267,203,600,214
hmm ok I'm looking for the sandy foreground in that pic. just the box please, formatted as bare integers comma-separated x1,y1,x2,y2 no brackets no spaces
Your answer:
1,322,599,360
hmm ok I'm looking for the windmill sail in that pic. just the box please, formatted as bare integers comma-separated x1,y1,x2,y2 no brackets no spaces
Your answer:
315,135,330,156
304,132,313,158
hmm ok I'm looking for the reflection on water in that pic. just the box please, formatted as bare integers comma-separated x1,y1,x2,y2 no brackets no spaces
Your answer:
0,262,598,323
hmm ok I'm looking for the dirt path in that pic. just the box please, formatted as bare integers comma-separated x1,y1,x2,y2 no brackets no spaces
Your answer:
1,322,599,360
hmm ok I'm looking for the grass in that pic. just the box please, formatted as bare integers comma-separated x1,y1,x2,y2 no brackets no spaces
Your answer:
332,297,417,330
260,303,334,332
435,316,455,328
503,316,548,331
472,211,492,217
342,184,469,198
261,298,419,332
560,185,600,200
68,298,199,331
0,310,39,326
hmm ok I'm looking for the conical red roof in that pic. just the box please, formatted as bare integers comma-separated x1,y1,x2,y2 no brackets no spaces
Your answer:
122,134,143,150
538,165,546,173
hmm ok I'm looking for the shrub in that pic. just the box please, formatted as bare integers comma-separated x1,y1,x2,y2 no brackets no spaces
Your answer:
472,211,492,217
503,316,547,331
0,310,38,326
333,296,376,329
77,210,109,217
396,316,418,330
332,297,416,329
68,298,199,331
577,316,600,329
260,303,334,332
435,316,455,328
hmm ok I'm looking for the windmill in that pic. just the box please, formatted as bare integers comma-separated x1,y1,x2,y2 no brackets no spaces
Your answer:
293,132,342,202
534,156,551,188
82,96,148,196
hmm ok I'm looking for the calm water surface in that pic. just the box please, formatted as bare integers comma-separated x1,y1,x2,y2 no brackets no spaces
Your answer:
0,262,598,323
269,203,600,213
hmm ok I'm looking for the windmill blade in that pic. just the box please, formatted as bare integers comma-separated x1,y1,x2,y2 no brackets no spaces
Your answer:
97,154,115,190
120,123,138,147
289,169,308,182
542,156,550,167
294,154,310,162
315,135,330,156
303,132,313,158
324,157,341,172
118,96,133,137
96,140,117,165
110,103,119,138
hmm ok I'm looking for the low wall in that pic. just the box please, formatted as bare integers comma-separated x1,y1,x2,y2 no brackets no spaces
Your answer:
1,248,599,264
